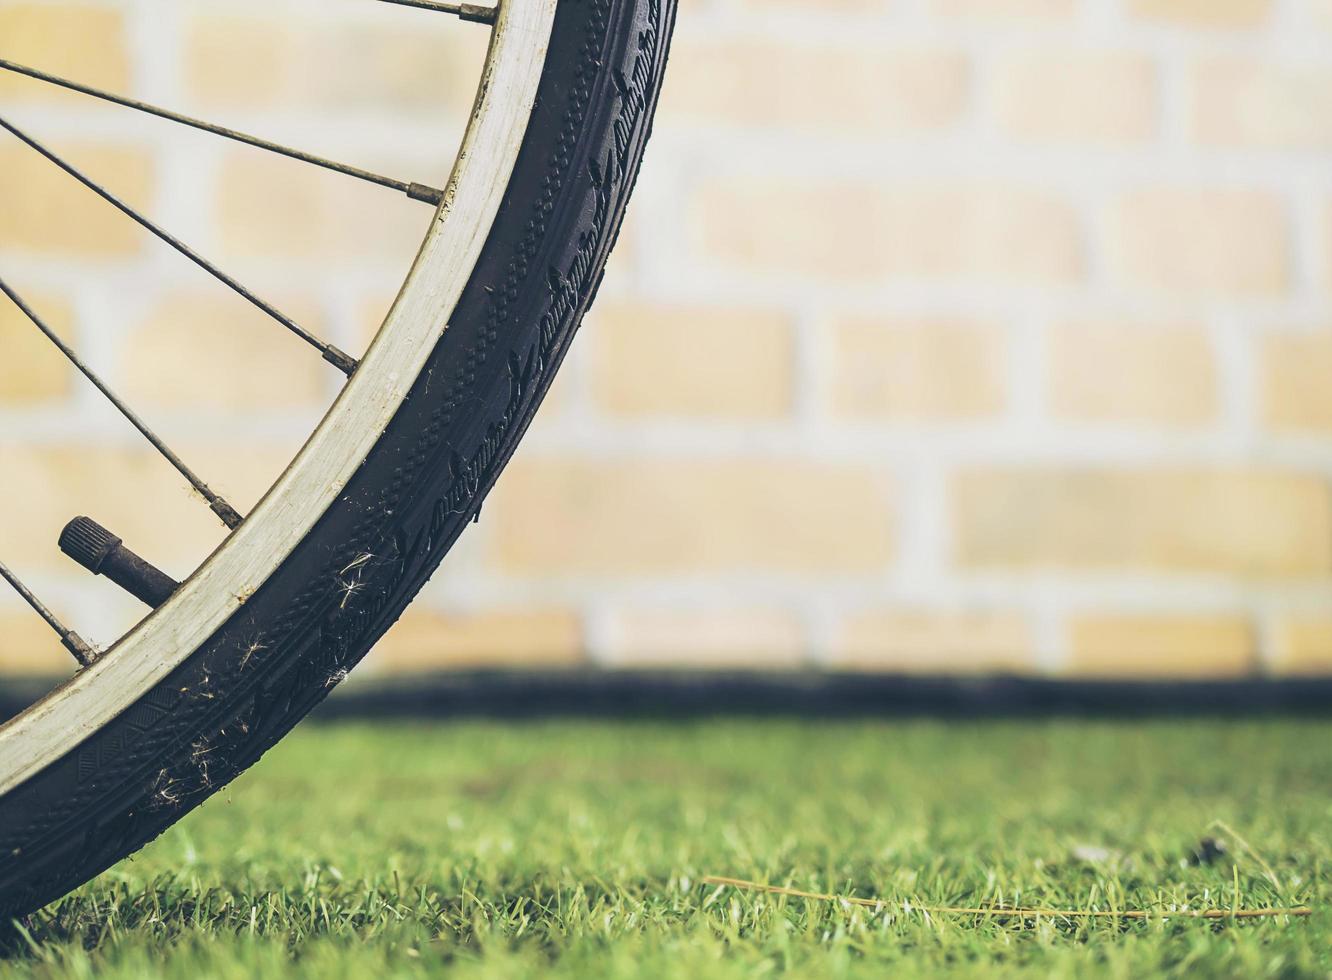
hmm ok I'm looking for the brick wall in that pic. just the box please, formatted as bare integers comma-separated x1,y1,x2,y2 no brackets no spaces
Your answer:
1,0,1331,679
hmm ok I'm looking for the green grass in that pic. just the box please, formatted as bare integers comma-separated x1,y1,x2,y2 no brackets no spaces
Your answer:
6,718,1332,977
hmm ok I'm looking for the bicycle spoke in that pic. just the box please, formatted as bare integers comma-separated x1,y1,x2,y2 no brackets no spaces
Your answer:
0,116,359,376
374,0,497,24
0,59,446,207
0,276,245,530
0,560,96,666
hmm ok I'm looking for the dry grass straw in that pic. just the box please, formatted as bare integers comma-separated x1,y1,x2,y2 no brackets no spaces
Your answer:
701,876,1312,922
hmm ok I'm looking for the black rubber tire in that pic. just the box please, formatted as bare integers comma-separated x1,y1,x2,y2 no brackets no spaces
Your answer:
0,0,676,919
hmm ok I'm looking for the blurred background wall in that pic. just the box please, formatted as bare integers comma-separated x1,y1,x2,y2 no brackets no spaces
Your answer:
1,0,1331,681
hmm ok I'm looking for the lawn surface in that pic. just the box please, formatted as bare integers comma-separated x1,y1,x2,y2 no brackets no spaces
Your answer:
5,718,1330,977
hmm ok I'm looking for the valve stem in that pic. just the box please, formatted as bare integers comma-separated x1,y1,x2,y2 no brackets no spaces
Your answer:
59,517,180,609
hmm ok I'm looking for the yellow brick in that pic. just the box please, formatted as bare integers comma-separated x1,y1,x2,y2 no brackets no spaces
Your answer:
185,15,486,115
1108,188,1288,296
664,41,968,134
692,180,1083,284
0,444,291,573
184,16,290,109
954,467,1332,577
0,4,128,101
121,292,328,412
216,154,432,262
830,317,1008,420
1270,618,1332,676
992,52,1157,144
1314,0,1332,31
931,0,1074,16
604,609,805,668
1192,58,1332,149
0,293,72,405
0,144,151,257
493,458,894,574
590,303,794,419
1261,331,1332,433
1047,320,1218,427
0,610,71,676
314,24,487,116
1128,0,1273,27
1067,616,1255,678
832,611,1035,674
370,608,584,672
689,182,874,281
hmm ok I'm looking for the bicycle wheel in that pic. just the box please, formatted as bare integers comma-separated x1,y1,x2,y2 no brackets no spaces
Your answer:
0,0,676,917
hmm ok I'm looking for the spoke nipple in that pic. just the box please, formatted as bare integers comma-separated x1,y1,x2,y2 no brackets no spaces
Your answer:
210,499,244,530
406,183,445,208
323,345,359,377
459,3,497,24
61,631,98,668
59,516,181,609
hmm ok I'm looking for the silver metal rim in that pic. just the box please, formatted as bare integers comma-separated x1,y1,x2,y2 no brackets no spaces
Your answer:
0,0,559,796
